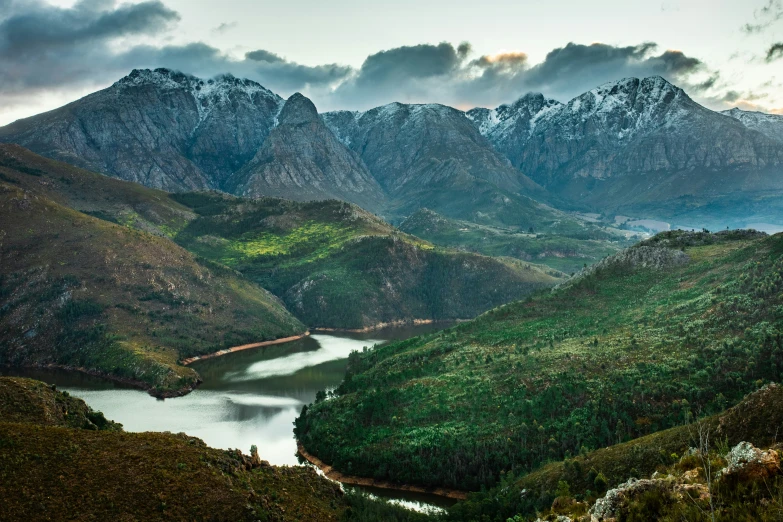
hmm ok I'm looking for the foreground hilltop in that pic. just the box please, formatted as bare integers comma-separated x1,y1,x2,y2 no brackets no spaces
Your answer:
296,229,783,493
0,377,351,521
451,383,783,520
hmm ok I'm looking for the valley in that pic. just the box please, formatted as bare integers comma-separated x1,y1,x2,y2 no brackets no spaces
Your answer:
0,61,782,522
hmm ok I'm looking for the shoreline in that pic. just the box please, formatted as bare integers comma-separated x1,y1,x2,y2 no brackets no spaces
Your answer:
181,332,311,365
0,332,310,399
312,318,466,334
0,363,200,399
296,442,469,500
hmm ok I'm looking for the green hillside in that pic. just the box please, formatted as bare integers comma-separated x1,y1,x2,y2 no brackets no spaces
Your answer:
0,144,193,237
172,192,566,328
295,230,783,492
400,208,628,273
0,155,305,396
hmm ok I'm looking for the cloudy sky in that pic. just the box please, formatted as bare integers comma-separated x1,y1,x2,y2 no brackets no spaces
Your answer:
0,0,781,125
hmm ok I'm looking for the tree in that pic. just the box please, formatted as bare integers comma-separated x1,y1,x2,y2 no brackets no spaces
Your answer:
615,419,625,444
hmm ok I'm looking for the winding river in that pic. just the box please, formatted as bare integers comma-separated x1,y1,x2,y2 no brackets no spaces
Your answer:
0,323,456,511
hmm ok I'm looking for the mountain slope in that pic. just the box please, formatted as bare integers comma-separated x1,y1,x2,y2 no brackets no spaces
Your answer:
0,144,194,237
296,229,782,491
173,192,566,328
0,68,283,191
470,77,783,222
0,145,560,334
227,93,386,212
0,147,305,396
450,383,783,521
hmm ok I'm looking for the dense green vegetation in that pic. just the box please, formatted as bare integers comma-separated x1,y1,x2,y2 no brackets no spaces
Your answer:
400,208,629,273
172,192,565,328
447,383,783,520
296,230,783,494
0,148,305,396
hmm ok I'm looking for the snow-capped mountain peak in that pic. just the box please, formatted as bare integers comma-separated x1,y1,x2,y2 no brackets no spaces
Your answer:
721,107,783,143
116,68,283,124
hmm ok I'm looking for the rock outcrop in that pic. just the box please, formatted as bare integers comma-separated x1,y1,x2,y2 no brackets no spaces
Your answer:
227,93,386,211
720,442,780,481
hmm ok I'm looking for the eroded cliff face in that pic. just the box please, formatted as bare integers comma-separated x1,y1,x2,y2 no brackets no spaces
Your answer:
227,93,386,212
0,68,283,191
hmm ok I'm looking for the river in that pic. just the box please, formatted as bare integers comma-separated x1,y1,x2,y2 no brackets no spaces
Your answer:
0,323,457,511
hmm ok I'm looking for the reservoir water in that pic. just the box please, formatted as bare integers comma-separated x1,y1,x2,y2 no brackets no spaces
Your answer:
0,323,456,510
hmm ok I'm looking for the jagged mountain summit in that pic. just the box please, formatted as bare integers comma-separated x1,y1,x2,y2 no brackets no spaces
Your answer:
467,76,783,219
721,107,783,143
226,93,386,211
0,68,283,191
466,92,563,155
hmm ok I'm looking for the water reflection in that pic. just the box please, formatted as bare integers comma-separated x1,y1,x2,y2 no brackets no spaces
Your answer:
1,324,449,467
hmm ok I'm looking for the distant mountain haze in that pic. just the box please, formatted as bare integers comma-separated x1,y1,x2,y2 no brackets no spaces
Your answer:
2,69,782,228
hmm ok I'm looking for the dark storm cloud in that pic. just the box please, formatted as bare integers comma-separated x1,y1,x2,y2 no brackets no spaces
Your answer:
0,0,178,93
243,48,353,90
0,0,351,100
329,42,470,108
0,1,740,117
0,0,178,57
767,43,783,61
328,41,712,111
354,42,464,85
246,49,285,63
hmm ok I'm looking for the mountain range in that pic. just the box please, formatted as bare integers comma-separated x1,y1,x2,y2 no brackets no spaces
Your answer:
1,69,782,230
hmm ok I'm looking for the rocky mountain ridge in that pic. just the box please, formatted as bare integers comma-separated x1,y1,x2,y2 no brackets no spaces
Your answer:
226,93,386,211
467,76,783,216
721,107,783,143
2,70,783,228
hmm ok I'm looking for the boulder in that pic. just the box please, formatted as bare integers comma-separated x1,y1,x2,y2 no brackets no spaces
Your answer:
720,441,780,481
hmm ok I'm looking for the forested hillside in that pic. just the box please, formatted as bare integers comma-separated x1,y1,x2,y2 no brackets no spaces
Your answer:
296,230,783,492
448,383,783,520
172,192,566,328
